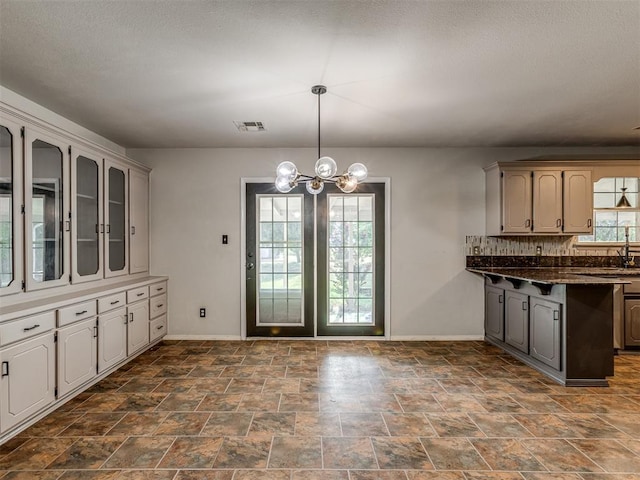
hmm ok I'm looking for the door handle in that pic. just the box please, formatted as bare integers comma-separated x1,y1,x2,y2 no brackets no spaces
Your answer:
522,301,528,311
247,262,255,271
1,362,8,377
93,326,98,338
498,294,503,304
553,310,560,321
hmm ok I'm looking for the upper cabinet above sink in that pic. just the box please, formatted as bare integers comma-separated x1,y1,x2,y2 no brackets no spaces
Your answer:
485,162,592,236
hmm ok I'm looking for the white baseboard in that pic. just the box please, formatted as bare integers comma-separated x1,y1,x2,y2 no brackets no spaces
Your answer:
164,334,484,342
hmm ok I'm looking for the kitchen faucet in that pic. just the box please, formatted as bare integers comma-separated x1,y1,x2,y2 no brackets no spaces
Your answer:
619,226,640,268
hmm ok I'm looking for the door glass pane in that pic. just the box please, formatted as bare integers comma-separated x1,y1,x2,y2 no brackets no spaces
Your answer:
257,195,303,325
31,139,63,282
327,194,375,325
76,156,100,276
0,126,13,288
108,166,126,271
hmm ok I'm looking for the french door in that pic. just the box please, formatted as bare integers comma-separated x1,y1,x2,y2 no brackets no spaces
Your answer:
245,182,385,337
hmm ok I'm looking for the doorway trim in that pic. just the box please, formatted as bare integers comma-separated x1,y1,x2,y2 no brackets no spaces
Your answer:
240,177,391,340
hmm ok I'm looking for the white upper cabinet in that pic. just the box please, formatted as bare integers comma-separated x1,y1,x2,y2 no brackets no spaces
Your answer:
129,168,149,274
104,158,129,278
71,146,104,283
24,127,70,291
532,171,563,234
0,116,23,296
502,171,533,234
563,170,593,234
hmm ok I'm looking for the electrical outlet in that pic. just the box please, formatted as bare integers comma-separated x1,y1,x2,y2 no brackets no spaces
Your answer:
199,308,206,318
473,246,481,255
536,246,542,256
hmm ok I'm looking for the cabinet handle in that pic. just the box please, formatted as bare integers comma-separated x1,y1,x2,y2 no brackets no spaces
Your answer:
96,224,100,234
525,219,531,228
498,295,503,304
157,304,164,308
1,362,8,377
23,324,40,332
129,312,134,323
100,224,105,234
156,325,164,330
522,301,528,311
106,224,111,234
553,310,560,321
131,226,136,235
137,292,144,297
75,310,88,316
123,316,128,325
587,219,592,228
93,326,98,338
65,220,71,232
556,219,562,228
110,300,120,305
156,288,163,292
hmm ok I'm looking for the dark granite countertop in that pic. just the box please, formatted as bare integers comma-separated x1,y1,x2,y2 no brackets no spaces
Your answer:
466,267,638,285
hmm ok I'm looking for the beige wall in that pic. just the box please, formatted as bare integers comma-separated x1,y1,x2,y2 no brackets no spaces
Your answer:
129,146,639,339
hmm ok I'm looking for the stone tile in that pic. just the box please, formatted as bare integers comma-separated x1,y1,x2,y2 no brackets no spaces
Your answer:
295,412,342,436
425,413,486,438
371,436,433,469
106,412,168,436
0,438,76,470
248,412,295,436
2,471,70,479
433,393,488,413
419,437,489,470
157,436,223,468
196,393,243,411
174,471,233,480
114,470,180,479
382,413,436,436
406,472,465,480
154,412,210,435
469,413,534,438
340,412,389,436
237,393,281,412
103,437,175,468
154,392,205,411
231,470,290,480
58,412,126,436
558,413,631,438
290,471,349,480
520,438,603,472
395,393,443,413
321,437,377,469
349,471,409,480
45,436,125,469
212,436,271,468
263,378,301,393
569,439,640,473
511,413,582,438
224,378,265,394
268,436,322,468
471,438,545,471
114,393,167,412
118,378,165,393
200,412,253,436
279,393,319,412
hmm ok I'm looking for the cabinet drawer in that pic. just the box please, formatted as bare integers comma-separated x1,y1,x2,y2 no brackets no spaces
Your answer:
623,278,640,294
58,300,97,327
150,294,167,318
149,314,166,342
127,286,149,303
150,281,167,297
0,311,56,347
98,292,127,313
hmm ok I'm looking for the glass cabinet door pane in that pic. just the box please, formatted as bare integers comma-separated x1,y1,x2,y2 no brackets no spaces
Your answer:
31,139,64,282
108,166,126,271
0,126,13,288
76,156,100,276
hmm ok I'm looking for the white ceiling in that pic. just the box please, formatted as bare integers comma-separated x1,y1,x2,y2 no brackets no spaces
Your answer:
0,0,639,149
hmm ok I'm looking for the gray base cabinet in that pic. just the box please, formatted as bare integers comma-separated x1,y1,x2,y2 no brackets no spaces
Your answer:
625,299,640,346
483,277,613,386
505,291,529,354
530,297,562,370
485,286,504,341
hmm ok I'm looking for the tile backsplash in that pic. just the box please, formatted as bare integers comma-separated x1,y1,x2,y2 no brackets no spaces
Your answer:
464,235,620,257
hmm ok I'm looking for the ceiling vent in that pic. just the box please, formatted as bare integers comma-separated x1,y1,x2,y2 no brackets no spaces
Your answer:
234,121,266,132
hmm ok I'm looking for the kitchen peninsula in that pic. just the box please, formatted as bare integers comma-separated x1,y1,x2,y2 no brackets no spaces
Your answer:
467,264,635,387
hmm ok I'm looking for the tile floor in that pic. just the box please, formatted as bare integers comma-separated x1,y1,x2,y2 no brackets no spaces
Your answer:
1,339,640,479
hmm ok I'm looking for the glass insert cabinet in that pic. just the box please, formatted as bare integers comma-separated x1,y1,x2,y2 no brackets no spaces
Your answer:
0,116,149,297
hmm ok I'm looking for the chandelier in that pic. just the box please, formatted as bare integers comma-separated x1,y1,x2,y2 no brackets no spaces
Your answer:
275,85,368,194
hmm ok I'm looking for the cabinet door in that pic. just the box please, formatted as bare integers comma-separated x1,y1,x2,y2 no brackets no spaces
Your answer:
127,300,150,355
0,333,55,433
0,116,24,296
98,307,127,373
57,317,98,398
129,169,149,274
532,171,562,233
625,299,640,347
505,291,529,353
485,286,504,341
502,171,532,233
563,170,593,234
529,297,562,370
24,127,70,291
71,147,103,283
104,159,128,278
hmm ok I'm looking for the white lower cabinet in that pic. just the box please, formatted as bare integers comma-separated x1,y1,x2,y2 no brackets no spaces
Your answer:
57,317,98,398
98,307,127,373
127,301,150,356
0,333,56,433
